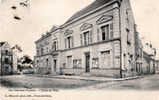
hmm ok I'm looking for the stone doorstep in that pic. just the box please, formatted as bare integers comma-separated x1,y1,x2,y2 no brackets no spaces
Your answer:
29,74,143,82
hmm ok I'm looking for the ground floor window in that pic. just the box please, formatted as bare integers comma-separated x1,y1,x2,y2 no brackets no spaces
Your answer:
67,56,72,68
101,50,111,69
73,59,82,68
92,58,99,69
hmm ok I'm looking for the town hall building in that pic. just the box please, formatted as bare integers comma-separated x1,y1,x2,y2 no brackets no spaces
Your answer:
34,0,144,78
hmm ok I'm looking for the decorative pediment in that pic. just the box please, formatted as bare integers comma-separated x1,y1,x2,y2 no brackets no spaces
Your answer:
80,23,93,31
64,29,73,36
96,15,113,25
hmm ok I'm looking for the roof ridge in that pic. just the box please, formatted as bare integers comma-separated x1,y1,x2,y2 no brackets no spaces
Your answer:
64,0,112,25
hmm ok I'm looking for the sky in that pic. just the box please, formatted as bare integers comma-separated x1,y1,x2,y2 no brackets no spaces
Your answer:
0,0,159,59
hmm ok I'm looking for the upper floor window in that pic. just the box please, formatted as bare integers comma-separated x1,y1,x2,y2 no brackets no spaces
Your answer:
80,30,92,46
64,29,74,49
101,25,109,41
5,50,8,54
65,36,74,49
126,28,131,45
83,31,89,46
41,48,44,55
37,50,39,56
68,36,71,49
46,59,49,67
52,41,57,51
4,58,9,64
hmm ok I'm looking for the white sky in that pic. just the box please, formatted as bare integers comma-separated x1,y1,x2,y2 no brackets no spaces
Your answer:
0,0,159,59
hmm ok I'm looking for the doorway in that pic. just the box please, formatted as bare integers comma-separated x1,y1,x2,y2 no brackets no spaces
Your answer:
54,60,57,72
85,52,90,73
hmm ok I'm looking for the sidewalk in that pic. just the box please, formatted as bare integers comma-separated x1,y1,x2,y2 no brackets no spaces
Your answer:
28,74,144,82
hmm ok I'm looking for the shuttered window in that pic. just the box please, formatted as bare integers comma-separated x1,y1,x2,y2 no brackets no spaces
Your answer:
65,38,67,49
80,34,83,46
71,36,74,48
110,23,113,39
89,30,92,43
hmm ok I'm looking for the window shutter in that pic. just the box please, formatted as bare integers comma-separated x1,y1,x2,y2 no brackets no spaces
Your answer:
72,36,74,47
80,34,83,46
110,23,113,39
65,38,67,48
97,28,100,42
56,41,58,50
89,30,92,44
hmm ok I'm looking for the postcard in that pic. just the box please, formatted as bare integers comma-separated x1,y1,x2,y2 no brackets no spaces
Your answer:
0,0,159,100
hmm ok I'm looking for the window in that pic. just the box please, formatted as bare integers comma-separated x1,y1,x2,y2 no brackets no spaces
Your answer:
68,36,71,48
126,29,131,45
73,59,82,68
46,59,49,67
5,50,8,55
92,58,99,69
101,25,109,41
37,60,39,67
67,56,72,68
4,58,9,64
37,50,39,56
65,36,74,49
101,50,111,69
46,47,49,53
52,41,57,51
83,31,89,45
123,54,126,67
41,48,44,55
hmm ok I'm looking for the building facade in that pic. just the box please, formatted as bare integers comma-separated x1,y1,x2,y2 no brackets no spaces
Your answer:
0,42,14,75
34,0,141,78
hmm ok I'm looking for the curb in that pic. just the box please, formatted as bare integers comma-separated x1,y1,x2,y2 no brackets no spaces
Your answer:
27,74,144,82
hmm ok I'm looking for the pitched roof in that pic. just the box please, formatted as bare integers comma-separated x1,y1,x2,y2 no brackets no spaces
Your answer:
0,42,6,47
64,0,112,24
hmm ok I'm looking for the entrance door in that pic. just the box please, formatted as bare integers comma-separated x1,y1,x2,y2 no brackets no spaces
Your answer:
85,52,90,73
54,60,57,72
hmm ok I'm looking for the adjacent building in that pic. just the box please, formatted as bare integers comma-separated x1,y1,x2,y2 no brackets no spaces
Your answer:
0,42,19,75
34,0,156,78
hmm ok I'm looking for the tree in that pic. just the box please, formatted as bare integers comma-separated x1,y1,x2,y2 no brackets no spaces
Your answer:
21,55,33,64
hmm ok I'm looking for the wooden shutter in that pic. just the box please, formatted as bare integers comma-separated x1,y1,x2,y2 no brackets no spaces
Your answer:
56,41,58,50
97,28,100,42
80,34,83,46
72,36,74,48
89,30,92,44
65,38,67,49
110,23,113,39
